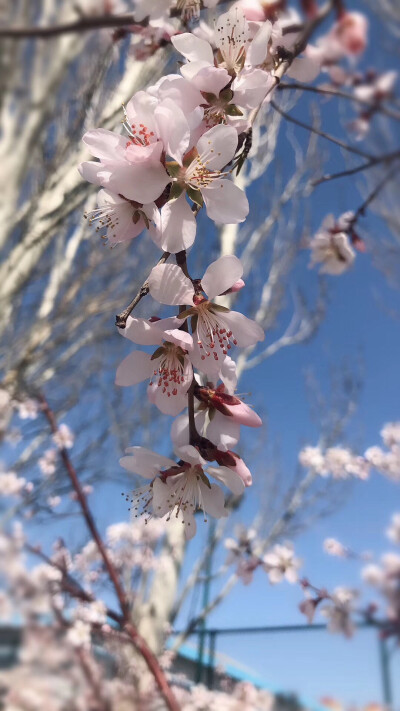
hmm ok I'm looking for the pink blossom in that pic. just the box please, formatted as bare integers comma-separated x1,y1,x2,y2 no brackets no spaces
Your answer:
85,189,158,246
39,449,57,477
309,214,356,275
262,542,302,584
53,424,74,450
120,445,244,538
148,255,264,376
115,315,194,415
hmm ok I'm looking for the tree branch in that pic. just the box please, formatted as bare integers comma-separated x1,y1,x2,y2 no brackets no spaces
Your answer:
115,252,170,329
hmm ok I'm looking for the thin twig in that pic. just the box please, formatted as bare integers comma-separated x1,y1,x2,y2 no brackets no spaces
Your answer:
115,252,170,329
350,163,400,225
270,99,373,159
38,395,180,711
278,82,400,122
311,150,400,186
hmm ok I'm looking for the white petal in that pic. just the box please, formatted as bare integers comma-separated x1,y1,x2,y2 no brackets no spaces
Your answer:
200,482,227,518
247,21,272,66
148,263,195,306
174,444,206,466
185,65,231,95
120,446,176,478
201,255,243,300
115,351,153,387
148,382,189,416
122,317,164,346
152,195,196,253
197,124,238,171
202,180,249,224
82,129,126,160
207,465,244,495
155,99,190,163
172,33,214,64
219,356,238,394
206,413,240,451
104,162,171,204
222,310,264,346
287,56,321,83
125,91,158,135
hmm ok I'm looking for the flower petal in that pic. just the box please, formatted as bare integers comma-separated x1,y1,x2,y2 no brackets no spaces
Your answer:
120,446,176,478
148,263,195,306
200,482,227,518
201,255,243,300
247,20,272,66
222,310,264,346
171,33,214,65
207,465,244,494
155,99,190,164
82,128,126,160
115,351,153,387
122,317,164,346
151,195,196,253
202,180,249,224
197,124,238,171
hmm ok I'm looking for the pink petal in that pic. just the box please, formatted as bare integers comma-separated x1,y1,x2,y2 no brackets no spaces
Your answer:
200,482,227,518
201,255,243,300
247,21,272,65
115,351,153,387
171,33,214,65
206,412,240,451
287,56,321,83
202,180,249,224
82,128,126,160
151,195,196,253
120,446,176,478
122,317,164,346
207,465,244,495
105,162,171,204
197,124,238,171
222,310,264,346
225,401,262,427
155,99,190,164
147,382,189,416
148,263,195,306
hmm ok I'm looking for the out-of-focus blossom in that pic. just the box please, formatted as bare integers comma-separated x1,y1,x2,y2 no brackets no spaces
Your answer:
386,513,400,545
39,448,58,477
309,214,356,275
67,620,92,648
324,538,348,557
53,424,74,450
263,542,302,584
17,398,39,420
321,587,358,637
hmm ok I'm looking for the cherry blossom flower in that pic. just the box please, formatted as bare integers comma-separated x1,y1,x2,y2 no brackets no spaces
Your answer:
66,620,92,649
17,398,39,420
323,538,348,557
307,11,368,68
152,124,249,251
47,496,62,509
39,449,58,477
119,444,245,538
321,587,358,637
115,315,194,415
0,471,27,497
84,189,158,246
148,255,264,376
80,91,193,209
381,422,400,449
309,214,356,275
386,513,400,545
262,542,302,584
53,424,75,450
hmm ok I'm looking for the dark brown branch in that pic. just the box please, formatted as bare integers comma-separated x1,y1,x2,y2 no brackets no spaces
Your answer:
115,251,170,329
0,13,145,38
38,395,180,711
